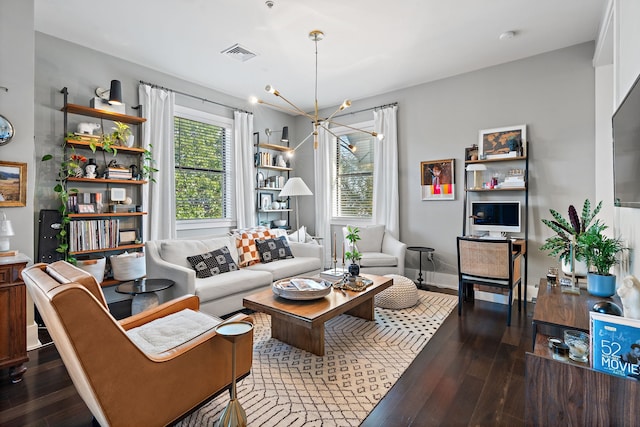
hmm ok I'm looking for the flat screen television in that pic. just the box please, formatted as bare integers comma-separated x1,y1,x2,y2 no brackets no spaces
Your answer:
471,201,521,238
613,72,640,208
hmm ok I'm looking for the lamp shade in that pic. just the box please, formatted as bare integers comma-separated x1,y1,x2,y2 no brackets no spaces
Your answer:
279,177,312,197
281,126,289,143
466,164,487,172
108,80,123,105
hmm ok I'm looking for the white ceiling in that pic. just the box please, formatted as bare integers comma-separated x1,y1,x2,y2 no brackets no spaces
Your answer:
35,0,606,112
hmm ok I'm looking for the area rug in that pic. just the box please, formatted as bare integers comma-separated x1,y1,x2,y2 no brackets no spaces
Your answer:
179,290,457,427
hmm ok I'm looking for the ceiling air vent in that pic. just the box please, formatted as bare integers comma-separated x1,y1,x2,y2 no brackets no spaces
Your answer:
221,44,257,62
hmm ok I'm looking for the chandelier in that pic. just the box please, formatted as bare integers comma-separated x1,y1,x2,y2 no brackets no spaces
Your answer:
251,30,383,154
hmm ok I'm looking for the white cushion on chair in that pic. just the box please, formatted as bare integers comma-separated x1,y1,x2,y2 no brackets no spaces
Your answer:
375,274,418,309
356,225,385,252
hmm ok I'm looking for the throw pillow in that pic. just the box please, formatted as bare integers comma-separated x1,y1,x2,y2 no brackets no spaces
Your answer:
287,226,306,243
255,236,294,263
235,230,273,267
186,246,239,278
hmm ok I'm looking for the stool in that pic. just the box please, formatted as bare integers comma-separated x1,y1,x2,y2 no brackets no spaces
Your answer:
375,274,419,309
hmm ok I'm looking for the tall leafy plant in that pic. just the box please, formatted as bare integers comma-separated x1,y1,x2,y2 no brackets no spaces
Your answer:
344,226,362,263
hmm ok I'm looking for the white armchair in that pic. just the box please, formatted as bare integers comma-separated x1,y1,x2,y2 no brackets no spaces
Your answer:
343,225,407,275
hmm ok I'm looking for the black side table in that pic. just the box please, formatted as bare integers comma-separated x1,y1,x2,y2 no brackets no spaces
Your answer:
115,278,175,314
407,246,435,288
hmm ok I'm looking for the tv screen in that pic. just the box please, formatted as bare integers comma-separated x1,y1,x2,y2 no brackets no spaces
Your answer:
613,72,640,208
471,201,521,237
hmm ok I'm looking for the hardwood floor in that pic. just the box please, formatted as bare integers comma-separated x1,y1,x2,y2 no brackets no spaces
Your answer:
0,291,533,427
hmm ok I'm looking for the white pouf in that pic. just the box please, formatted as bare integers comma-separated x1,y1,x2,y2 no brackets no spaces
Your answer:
375,274,419,309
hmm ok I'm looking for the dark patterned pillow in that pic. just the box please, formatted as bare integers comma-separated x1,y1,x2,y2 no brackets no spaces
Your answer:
186,246,239,278
255,236,294,264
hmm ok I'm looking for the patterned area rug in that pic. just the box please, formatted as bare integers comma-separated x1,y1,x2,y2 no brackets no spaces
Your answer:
180,290,457,427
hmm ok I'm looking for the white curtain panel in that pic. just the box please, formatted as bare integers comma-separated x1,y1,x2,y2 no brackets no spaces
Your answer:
233,111,255,229
314,125,333,267
373,105,400,238
139,84,176,241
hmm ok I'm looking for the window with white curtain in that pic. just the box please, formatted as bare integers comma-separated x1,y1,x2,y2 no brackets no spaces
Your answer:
332,121,375,219
173,106,234,223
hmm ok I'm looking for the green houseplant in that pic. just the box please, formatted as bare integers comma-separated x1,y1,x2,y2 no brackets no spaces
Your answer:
579,222,626,297
344,226,362,276
540,199,602,275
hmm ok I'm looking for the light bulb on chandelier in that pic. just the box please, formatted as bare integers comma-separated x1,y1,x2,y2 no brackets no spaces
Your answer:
250,30,383,156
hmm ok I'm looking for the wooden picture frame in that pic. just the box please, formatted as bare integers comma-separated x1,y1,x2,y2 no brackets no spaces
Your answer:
421,158,455,200
119,229,138,245
0,161,27,207
479,125,526,159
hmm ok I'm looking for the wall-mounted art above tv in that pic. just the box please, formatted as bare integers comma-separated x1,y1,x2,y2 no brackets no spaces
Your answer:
613,72,640,208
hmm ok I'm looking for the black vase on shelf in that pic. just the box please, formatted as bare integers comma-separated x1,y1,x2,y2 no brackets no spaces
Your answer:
348,263,360,277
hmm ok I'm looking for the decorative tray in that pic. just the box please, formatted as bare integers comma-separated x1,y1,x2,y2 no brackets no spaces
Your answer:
272,276,332,300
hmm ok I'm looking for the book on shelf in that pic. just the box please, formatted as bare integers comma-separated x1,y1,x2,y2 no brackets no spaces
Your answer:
72,132,101,141
590,311,640,379
69,219,120,252
106,167,132,180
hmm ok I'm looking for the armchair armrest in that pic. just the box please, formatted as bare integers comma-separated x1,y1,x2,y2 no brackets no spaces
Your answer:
382,233,407,275
289,241,323,258
146,242,197,298
119,294,201,330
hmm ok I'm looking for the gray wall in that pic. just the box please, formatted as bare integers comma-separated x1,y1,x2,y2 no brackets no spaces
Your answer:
296,42,597,289
34,32,295,239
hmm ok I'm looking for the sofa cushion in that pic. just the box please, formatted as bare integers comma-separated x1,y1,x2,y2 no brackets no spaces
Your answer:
195,269,272,302
356,225,386,253
359,252,398,267
201,236,239,265
235,230,273,267
255,236,294,263
246,257,322,281
187,246,239,279
160,240,210,269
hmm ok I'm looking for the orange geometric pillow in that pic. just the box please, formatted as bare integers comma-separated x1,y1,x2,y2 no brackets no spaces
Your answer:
236,230,272,267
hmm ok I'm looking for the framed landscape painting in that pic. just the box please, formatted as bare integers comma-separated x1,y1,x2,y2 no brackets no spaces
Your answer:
479,125,526,159
421,158,455,200
0,161,27,207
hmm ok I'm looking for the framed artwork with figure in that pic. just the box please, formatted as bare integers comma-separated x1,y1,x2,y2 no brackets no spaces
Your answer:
421,158,455,200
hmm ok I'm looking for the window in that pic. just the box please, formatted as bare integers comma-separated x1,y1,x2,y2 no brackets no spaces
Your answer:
174,106,233,223
332,121,375,219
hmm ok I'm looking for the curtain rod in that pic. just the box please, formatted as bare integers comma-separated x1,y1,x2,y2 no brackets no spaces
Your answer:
139,80,252,114
333,102,398,119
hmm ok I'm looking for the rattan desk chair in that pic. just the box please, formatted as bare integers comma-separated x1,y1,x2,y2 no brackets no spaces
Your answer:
457,236,522,326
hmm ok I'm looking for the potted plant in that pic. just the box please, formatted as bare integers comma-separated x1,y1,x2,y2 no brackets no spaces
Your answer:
540,199,602,276
579,222,626,297
344,226,362,277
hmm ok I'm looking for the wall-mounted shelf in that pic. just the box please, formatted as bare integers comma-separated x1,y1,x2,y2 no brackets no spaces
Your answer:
69,243,145,256
67,177,147,185
257,165,292,172
68,212,147,219
465,187,526,192
255,142,293,153
66,139,146,154
258,209,292,213
62,103,146,125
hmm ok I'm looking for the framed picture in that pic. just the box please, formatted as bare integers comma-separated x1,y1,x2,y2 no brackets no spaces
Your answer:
77,204,96,213
421,159,455,200
465,145,479,161
479,125,526,159
119,229,138,245
0,161,27,207
259,192,273,210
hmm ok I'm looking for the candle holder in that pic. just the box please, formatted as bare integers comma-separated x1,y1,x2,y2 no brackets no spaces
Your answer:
214,321,254,427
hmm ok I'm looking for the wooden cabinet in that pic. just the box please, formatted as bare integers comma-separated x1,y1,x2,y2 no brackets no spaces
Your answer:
60,88,148,287
0,255,29,383
254,133,293,229
526,279,640,425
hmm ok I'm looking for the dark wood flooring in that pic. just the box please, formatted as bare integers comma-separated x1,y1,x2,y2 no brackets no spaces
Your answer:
0,289,533,427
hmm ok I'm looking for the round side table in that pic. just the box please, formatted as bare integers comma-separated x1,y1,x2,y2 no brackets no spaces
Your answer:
215,321,254,427
407,246,435,288
115,278,175,314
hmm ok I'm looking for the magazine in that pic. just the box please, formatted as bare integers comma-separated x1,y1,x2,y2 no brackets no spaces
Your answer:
289,278,327,291
590,311,640,379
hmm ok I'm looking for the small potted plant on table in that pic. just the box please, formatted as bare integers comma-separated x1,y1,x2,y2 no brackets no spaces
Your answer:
580,222,626,297
344,226,362,277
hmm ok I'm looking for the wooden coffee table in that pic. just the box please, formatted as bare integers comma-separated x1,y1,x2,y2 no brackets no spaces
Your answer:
243,274,393,356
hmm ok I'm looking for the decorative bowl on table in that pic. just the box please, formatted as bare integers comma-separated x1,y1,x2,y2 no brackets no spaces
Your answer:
272,276,332,300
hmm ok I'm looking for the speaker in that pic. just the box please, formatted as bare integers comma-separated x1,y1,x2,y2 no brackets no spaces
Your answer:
38,209,63,264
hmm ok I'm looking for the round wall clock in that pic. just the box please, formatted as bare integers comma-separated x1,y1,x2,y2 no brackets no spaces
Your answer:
0,115,14,145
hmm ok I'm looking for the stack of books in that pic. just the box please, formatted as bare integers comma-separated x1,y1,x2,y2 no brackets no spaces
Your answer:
72,132,101,142
500,176,525,188
106,167,132,180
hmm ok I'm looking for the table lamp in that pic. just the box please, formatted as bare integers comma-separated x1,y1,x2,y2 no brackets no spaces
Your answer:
279,177,313,231
0,210,15,255
466,164,487,189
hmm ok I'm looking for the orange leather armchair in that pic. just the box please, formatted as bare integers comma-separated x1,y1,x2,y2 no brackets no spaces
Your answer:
23,261,253,427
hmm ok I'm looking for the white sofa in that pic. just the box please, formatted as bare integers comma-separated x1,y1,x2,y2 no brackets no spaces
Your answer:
146,234,323,317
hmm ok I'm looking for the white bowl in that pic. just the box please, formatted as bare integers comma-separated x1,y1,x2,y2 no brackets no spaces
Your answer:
273,219,287,226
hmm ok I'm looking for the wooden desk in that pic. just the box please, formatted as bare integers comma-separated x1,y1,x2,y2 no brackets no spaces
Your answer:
0,254,29,383
526,278,639,426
